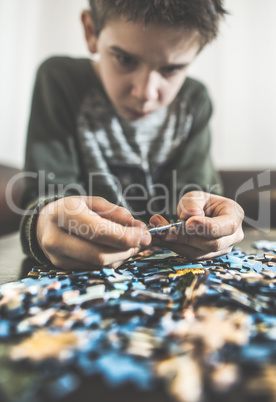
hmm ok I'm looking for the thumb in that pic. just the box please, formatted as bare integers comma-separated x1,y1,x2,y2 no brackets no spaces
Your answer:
177,191,208,220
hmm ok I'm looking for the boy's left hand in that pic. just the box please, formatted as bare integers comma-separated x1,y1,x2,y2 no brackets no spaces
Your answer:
149,191,244,260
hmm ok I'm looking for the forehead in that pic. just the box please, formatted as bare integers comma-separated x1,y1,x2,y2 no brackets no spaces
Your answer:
98,17,201,63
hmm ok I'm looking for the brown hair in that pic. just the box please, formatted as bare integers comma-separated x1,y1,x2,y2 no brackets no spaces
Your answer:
89,0,227,46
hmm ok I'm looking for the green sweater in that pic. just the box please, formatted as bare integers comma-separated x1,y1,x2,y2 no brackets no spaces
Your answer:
20,56,221,264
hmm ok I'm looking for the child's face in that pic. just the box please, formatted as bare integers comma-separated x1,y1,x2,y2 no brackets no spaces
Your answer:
85,16,201,120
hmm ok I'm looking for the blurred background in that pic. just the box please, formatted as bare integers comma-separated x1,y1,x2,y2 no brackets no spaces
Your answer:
0,0,276,170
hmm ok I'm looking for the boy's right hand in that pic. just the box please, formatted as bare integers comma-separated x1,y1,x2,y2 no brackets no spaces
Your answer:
36,196,152,270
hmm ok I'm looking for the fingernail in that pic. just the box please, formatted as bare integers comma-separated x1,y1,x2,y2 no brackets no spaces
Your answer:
140,231,152,246
150,215,163,225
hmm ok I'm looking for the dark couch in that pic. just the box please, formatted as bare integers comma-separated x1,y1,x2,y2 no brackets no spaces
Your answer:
220,170,276,229
0,164,23,236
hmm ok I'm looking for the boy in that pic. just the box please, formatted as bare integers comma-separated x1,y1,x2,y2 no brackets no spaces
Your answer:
20,0,244,270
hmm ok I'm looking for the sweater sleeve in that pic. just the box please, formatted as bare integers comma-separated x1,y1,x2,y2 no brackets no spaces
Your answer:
20,57,91,262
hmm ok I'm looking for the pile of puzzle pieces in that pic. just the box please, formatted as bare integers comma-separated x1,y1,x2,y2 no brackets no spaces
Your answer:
1,240,276,402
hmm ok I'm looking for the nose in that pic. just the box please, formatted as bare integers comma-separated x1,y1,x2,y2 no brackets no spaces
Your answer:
130,69,160,103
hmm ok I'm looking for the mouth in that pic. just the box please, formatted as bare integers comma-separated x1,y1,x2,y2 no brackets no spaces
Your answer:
125,108,150,119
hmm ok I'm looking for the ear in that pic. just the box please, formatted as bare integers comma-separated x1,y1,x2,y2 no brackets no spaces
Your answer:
81,10,98,54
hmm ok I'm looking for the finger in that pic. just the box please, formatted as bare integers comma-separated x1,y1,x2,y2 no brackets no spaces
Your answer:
60,196,143,228
152,237,233,261
47,255,127,271
157,225,244,253
178,193,244,236
85,197,144,227
177,191,207,220
149,214,169,227
59,200,151,249
65,215,151,249
47,255,101,271
46,252,127,271
44,230,141,270
184,213,243,239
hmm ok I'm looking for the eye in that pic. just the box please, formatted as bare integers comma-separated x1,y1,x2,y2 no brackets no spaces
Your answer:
115,54,136,67
161,65,186,77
